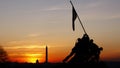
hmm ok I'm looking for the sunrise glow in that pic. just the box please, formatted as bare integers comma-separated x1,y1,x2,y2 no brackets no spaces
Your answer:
25,54,42,63
27,57,39,63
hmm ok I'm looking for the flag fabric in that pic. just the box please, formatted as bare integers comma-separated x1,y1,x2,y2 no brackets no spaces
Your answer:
72,6,78,31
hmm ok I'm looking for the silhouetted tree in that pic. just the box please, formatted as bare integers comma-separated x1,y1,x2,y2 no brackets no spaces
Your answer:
0,46,8,63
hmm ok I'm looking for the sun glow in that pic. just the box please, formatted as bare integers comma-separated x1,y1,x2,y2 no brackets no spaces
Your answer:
27,57,39,63
25,54,43,63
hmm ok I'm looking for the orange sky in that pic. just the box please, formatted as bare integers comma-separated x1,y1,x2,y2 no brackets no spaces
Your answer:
0,0,120,63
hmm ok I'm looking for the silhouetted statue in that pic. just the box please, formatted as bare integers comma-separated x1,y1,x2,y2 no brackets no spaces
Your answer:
62,34,108,68
88,39,103,63
63,38,82,64
63,34,90,64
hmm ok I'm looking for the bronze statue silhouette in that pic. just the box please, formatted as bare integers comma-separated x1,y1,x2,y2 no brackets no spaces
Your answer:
63,34,90,64
88,39,103,63
63,34,104,67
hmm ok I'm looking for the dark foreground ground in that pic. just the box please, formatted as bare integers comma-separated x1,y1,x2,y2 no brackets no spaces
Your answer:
106,61,120,68
0,61,120,68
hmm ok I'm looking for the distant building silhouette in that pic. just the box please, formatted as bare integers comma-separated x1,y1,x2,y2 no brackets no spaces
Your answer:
36,59,39,64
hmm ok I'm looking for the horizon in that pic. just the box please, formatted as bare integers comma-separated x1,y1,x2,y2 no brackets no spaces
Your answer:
0,0,120,63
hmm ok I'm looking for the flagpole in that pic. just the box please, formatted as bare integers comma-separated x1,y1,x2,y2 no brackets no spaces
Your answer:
70,0,87,34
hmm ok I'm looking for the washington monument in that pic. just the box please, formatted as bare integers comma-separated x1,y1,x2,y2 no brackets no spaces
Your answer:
45,46,48,63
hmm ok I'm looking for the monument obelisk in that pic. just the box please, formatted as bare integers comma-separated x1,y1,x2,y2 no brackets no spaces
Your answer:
45,45,48,63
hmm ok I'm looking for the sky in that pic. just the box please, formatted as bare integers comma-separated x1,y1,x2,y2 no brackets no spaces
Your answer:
0,0,120,63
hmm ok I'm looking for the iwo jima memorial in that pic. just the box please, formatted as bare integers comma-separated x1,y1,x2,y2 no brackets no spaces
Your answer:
60,1,108,68
0,1,109,68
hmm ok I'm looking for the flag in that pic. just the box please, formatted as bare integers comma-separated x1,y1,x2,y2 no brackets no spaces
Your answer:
72,6,78,31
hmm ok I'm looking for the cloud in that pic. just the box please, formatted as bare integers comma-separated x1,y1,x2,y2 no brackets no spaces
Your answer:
27,33,40,37
3,39,44,48
4,45,45,49
45,7,62,11
43,5,68,11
